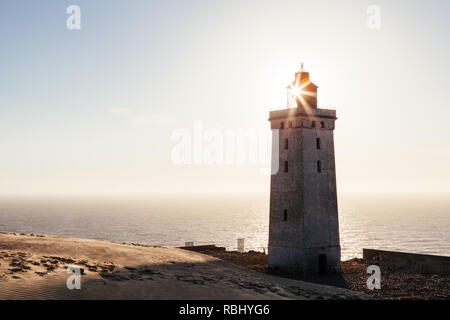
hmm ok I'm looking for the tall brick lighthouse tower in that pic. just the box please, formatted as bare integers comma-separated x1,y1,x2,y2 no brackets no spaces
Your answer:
268,64,341,276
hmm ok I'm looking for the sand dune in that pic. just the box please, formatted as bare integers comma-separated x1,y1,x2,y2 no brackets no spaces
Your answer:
0,232,371,300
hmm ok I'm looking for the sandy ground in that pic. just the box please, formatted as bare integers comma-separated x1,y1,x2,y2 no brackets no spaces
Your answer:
189,246,450,300
0,232,372,300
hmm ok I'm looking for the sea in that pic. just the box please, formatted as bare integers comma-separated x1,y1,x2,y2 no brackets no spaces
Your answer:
0,193,449,261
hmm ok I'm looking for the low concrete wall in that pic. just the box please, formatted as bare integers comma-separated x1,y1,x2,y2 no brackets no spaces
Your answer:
363,249,450,275
179,245,226,252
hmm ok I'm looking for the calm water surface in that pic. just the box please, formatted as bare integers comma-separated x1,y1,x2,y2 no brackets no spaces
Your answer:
0,193,449,260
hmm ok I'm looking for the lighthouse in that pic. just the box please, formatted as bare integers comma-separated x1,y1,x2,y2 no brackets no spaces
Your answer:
268,64,341,276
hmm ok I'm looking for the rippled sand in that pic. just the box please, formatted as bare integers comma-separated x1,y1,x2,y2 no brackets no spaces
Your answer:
0,232,372,300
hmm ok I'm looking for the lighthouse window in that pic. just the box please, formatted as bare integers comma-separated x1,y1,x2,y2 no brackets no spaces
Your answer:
283,210,288,221
316,138,321,150
317,160,322,173
285,138,289,150
284,161,289,173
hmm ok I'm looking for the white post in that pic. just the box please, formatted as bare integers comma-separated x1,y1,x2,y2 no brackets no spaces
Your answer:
237,238,245,253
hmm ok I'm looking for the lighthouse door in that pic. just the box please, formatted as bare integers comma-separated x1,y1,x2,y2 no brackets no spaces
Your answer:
318,254,327,276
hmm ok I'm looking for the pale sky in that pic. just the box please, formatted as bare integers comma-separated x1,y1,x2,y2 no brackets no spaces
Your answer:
1,0,450,195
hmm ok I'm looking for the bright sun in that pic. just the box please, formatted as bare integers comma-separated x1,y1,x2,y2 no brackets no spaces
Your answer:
288,85,303,97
